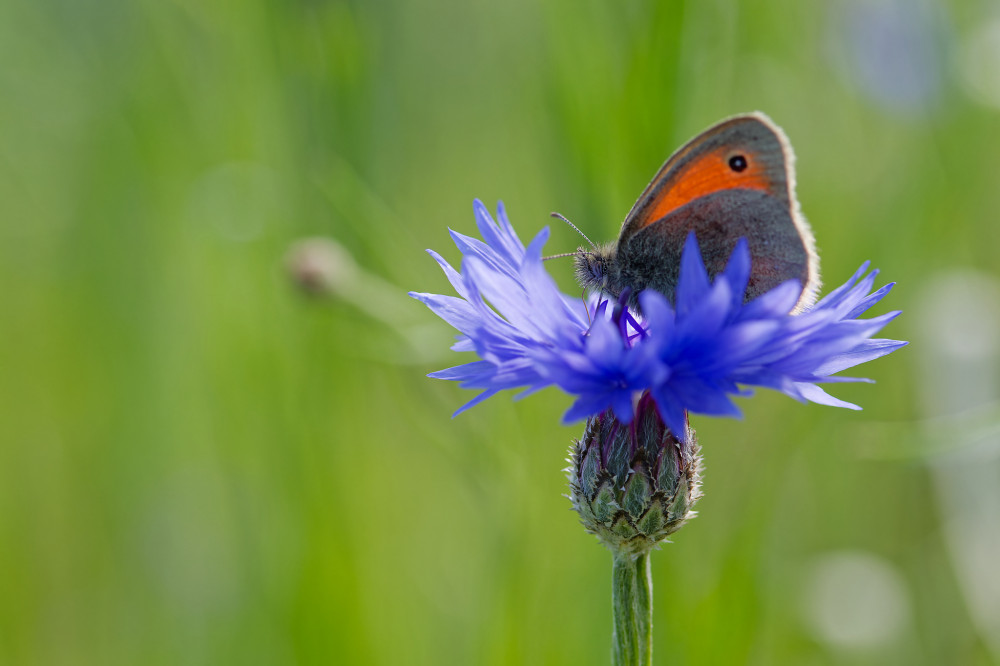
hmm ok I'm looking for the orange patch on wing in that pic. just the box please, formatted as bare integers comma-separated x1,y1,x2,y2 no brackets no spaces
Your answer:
641,149,772,228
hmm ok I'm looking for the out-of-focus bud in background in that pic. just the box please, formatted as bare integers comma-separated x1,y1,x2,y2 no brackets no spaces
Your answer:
284,235,447,364
286,237,359,298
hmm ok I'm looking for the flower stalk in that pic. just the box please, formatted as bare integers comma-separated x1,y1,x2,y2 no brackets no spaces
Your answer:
612,552,653,666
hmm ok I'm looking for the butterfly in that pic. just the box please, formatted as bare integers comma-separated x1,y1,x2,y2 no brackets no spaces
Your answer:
574,112,819,313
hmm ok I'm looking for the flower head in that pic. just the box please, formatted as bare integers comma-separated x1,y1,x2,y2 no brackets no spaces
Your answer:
410,200,906,440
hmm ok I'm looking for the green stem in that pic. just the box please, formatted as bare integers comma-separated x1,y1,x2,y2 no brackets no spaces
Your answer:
611,552,652,666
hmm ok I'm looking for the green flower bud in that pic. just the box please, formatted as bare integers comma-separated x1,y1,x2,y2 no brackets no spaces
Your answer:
567,394,702,557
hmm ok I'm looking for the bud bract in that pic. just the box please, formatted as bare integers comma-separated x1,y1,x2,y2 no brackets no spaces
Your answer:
568,394,702,557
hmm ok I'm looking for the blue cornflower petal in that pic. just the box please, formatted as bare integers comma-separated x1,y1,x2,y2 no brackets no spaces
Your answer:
409,291,481,335
448,229,519,283
676,232,712,317
413,201,906,440
738,280,802,320
811,261,871,308
428,361,495,382
845,282,896,319
452,388,501,417
808,337,908,376
649,385,692,437
792,383,861,410
722,238,752,312
473,199,525,267
425,250,471,301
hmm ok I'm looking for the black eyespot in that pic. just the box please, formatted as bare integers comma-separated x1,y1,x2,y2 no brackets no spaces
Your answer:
728,154,748,172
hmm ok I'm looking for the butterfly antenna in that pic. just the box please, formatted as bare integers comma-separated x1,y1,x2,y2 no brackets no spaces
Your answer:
542,252,579,262
551,212,597,250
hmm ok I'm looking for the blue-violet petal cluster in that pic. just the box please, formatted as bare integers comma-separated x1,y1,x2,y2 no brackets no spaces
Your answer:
410,200,906,438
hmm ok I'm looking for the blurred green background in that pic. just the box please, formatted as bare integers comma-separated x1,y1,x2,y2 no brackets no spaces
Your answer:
3,0,1000,663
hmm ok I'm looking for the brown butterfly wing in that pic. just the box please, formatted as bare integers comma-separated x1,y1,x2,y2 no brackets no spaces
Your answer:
617,112,819,308
617,189,813,305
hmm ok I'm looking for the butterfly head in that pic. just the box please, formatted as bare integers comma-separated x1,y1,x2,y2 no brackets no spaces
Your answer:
575,243,622,298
